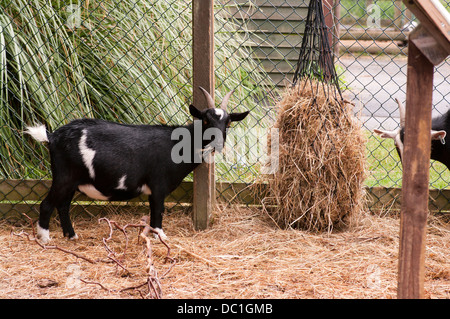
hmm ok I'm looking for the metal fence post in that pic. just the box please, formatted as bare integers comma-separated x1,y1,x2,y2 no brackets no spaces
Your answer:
192,0,215,230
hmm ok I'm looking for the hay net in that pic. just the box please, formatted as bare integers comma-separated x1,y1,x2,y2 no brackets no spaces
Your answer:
264,0,367,232
292,0,342,102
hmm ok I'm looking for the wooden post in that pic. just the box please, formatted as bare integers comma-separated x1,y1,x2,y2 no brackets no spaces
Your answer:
323,0,335,56
398,40,434,299
394,0,403,29
398,0,450,298
192,0,215,230
333,0,341,58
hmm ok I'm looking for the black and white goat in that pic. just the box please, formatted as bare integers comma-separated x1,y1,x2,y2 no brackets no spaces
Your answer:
26,87,249,244
374,98,449,168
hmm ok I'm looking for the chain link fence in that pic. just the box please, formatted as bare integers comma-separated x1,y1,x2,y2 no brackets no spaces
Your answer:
1,0,449,220
335,0,450,213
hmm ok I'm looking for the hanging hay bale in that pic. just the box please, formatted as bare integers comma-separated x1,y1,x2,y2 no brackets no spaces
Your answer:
263,79,367,232
258,0,367,232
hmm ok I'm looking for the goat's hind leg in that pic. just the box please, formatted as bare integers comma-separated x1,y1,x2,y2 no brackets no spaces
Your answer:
37,192,55,244
37,186,76,243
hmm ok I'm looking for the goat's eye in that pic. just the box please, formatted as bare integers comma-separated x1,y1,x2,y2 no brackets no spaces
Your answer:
226,121,231,128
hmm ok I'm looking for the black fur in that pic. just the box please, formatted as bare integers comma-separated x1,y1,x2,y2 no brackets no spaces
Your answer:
429,110,450,168
397,110,450,167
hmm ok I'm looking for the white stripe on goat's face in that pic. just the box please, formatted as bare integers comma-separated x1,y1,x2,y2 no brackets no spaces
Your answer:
214,108,225,120
79,129,96,179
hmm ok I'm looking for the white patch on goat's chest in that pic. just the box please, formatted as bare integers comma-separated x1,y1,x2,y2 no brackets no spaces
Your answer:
79,129,96,179
214,109,225,120
78,184,109,200
115,175,127,190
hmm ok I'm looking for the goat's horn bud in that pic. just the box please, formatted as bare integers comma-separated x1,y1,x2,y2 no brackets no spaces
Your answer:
395,98,405,127
220,90,235,111
198,86,215,109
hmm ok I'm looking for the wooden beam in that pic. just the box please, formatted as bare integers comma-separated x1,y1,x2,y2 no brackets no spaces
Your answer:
393,0,403,29
192,0,215,230
398,40,434,299
339,28,409,41
4,179,450,214
410,23,448,65
403,0,450,58
333,0,341,57
415,0,450,43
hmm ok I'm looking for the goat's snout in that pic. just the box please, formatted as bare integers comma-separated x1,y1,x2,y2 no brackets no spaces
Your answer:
203,127,225,152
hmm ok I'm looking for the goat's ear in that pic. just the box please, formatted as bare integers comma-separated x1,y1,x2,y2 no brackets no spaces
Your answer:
431,130,446,144
229,111,249,122
374,129,396,139
189,104,203,119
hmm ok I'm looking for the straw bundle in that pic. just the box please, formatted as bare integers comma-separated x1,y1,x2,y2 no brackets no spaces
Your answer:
265,80,367,232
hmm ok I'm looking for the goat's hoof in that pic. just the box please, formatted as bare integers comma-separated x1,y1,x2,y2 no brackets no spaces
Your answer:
63,232,79,241
37,236,51,245
69,234,79,241
36,223,51,245
153,228,168,241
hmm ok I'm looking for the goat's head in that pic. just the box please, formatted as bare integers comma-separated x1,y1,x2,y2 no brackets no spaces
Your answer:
373,98,446,163
189,86,249,152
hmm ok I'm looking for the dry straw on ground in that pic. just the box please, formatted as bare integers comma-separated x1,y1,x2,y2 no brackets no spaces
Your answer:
263,80,367,232
0,205,448,299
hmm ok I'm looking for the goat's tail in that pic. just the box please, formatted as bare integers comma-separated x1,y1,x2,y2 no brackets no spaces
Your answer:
25,125,49,143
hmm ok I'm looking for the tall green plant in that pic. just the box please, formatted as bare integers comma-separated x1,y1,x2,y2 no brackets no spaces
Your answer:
0,0,274,180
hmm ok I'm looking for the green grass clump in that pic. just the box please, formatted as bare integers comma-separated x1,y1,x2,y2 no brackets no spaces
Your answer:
366,131,450,189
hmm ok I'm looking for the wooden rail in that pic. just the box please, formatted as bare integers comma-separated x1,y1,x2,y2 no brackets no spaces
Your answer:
339,28,409,41
1,179,449,219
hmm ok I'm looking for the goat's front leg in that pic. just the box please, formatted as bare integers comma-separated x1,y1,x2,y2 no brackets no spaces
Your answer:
148,193,167,240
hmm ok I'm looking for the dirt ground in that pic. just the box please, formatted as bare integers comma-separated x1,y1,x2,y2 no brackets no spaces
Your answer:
0,205,448,299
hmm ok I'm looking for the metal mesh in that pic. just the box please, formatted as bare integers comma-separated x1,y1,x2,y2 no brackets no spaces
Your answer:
218,0,450,213
1,0,195,219
1,0,450,220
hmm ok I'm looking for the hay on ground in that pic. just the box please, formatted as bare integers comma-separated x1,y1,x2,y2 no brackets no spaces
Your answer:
0,206,449,299
264,80,367,232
